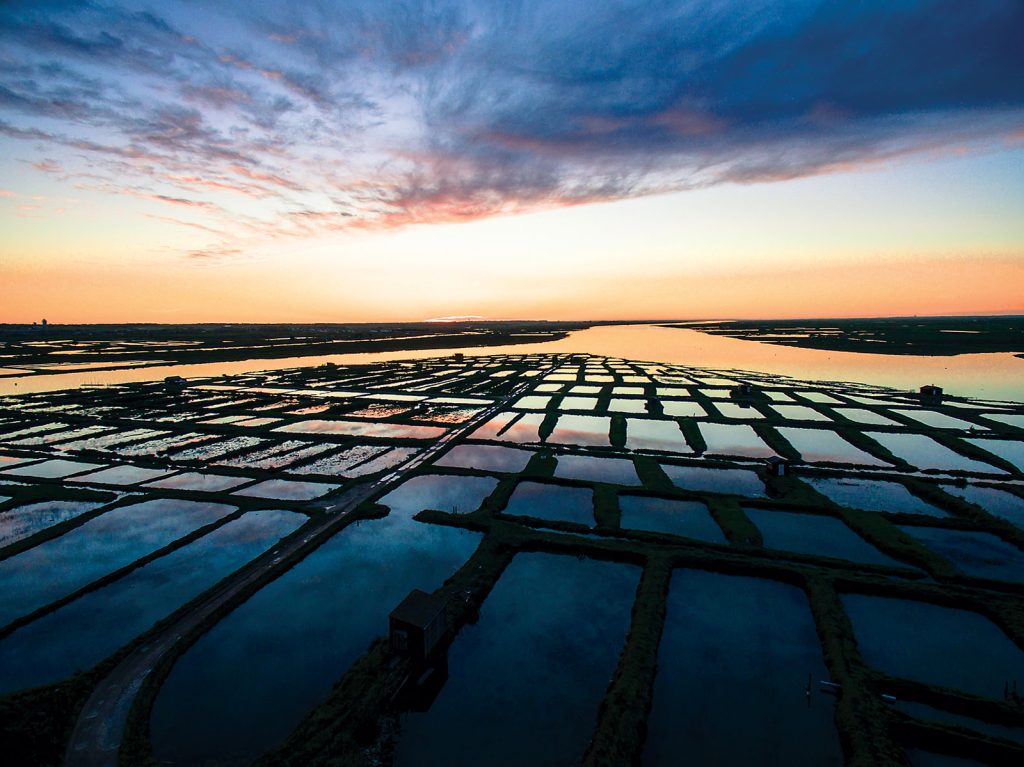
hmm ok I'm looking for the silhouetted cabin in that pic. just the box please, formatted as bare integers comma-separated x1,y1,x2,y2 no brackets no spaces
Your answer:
920,384,943,399
163,376,187,394
390,589,446,662
731,382,755,397
765,456,790,477
453,353,465,362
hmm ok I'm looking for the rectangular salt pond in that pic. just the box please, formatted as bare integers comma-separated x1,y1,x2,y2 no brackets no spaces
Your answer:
865,432,1004,474
275,419,446,441
896,701,1024,746
608,398,647,414
633,422,698,458
0,499,235,627
744,508,904,567
553,454,642,486
512,395,550,410
661,464,767,498
832,407,901,426
145,472,254,493
2,459,106,479
644,570,840,766
435,444,534,473
612,386,646,396
892,409,980,431
395,553,639,767
897,525,1024,582
215,441,334,470
800,392,845,405
0,510,303,694
468,412,516,440
619,496,726,542
548,415,611,447
492,412,542,443
941,484,1024,527
502,482,594,526
698,423,776,459
149,515,481,766
965,438,1024,473
71,465,175,486
662,400,707,418
0,499,107,547
233,479,339,502
378,473,499,517
713,402,765,419
769,405,832,422
983,413,1024,429
347,447,420,476
776,427,890,466
285,445,387,475
5,424,113,446
802,477,947,517
841,594,1024,699
559,396,600,411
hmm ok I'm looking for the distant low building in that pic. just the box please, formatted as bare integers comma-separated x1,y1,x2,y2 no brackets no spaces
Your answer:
765,456,790,477
919,384,944,400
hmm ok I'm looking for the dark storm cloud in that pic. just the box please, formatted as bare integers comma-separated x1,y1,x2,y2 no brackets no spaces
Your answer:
1,0,1022,242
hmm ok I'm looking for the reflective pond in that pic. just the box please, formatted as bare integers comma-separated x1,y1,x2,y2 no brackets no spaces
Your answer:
0,509,302,693
0,498,108,547
865,432,1003,474
548,415,611,447
841,594,1024,698
940,484,1024,527
502,482,594,526
553,454,642,486
897,525,1024,582
434,444,534,473
661,464,767,498
0,499,235,627
644,570,841,766
395,553,639,766
777,427,890,466
801,477,947,517
150,514,482,765
698,423,775,459
744,508,904,567
625,419,692,454
379,474,499,516
619,496,726,542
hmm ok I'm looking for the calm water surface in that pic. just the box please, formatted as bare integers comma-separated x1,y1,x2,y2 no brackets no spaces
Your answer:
842,594,1024,698
395,553,639,766
0,499,234,627
149,513,481,765
644,569,841,765
0,510,302,693
7,325,1019,400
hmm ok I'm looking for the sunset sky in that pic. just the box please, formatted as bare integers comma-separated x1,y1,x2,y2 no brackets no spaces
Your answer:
1,1,1022,323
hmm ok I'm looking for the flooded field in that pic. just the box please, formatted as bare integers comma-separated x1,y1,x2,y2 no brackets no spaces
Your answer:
645,570,842,765
0,348,1022,766
394,554,639,765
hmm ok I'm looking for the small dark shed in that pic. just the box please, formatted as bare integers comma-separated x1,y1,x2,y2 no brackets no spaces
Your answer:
765,456,790,477
731,382,755,397
920,384,943,399
163,375,187,393
390,589,447,662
